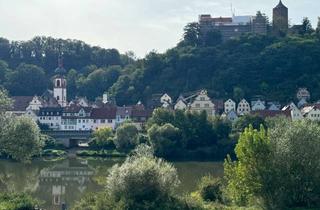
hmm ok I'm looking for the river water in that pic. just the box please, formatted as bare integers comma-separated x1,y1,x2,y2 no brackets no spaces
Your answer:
0,158,223,210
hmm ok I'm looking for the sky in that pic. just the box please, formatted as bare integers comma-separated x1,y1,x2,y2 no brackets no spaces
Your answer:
0,0,319,57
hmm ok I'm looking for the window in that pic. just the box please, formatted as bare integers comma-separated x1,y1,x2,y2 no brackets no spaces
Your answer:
195,104,200,108
93,120,96,123
78,120,81,123
108,119,112,123
56,79,61,87
101,120,106,123
204,104,209,108
200,97,205,101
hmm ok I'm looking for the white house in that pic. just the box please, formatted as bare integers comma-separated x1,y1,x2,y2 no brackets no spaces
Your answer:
282,103,303,121
174,96,187,110
38,107,63,130
27,96,43,111
251,100,266,111
224,99,236,113
190,90,215,116
301,105,320,121
91,107,117,130
160,93,172,104
237,99,251,115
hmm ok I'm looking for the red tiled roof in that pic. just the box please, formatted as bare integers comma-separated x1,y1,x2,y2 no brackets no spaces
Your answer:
91,107,116,119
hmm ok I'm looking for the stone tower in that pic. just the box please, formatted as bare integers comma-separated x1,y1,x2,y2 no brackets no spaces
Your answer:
53,56,67,107
273,0,288,35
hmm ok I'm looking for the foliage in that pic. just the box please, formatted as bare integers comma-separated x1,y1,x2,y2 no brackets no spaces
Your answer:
147,123,181,157
42,149,67,157
0,88,12,112
113,123,139,152
224,125,270,207
224,120,320,209
105,145,181,209
0,192,39,210
0,116,44,162
90,127,115,149
233,115,266,133
198,176,224,203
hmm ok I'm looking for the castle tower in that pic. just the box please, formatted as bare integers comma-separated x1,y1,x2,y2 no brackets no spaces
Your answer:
273,0,288,35
53,55,67,107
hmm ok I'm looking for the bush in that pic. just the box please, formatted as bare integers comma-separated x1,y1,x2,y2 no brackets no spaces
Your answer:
105,144,180,209
0,193,39,210
198,176,224,203
224,120,320,209
113,123,139,152
76,149,126,158
90,127,115,149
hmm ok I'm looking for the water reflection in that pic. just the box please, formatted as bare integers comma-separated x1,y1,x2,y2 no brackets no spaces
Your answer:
0,158,223,210
37,159,99,209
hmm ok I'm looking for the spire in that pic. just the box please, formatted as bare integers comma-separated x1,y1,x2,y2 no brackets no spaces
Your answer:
275,0,287,9
58,55,63,68
55,54,67,75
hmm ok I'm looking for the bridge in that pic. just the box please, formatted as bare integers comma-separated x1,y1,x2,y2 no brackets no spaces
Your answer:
42,130,92,147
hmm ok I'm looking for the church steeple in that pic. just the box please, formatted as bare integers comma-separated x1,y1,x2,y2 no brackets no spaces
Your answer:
53,55,67,107
55,55,67,75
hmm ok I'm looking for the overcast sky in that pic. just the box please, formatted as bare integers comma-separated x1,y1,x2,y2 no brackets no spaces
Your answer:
0,0,318,57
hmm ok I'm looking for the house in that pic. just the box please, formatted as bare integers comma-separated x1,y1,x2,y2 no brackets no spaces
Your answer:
190,90,215,116
174,96,187,110
267,102,281,111
131,102,152,129
27,96,43,111
38,107,63,130
9,96,34,116
222,110,238,123
282,103,303,121
61,105,92,131
91,107,117,130
69,97,90,107
116,106,132,126
224,99,236,113
160,93,172,105
251,100,266,111
301,104,320,121
237,99,251,115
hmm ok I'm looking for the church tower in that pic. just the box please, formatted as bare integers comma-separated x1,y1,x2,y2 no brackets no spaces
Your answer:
273,0,288,35
53,55,67,107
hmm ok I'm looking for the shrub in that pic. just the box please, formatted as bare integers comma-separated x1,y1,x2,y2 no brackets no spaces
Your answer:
113,123,139,152
198,176,224,203
105,144,180,209
0,193,39,210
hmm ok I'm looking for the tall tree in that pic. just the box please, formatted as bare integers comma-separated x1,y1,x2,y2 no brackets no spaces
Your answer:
6,63,48,96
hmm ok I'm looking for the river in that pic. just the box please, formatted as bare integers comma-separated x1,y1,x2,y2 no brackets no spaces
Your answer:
0,158,223,210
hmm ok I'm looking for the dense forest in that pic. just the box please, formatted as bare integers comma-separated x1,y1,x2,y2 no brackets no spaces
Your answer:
0,18,320,104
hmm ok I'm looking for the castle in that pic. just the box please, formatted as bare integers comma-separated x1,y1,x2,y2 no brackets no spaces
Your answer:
199,0,289,41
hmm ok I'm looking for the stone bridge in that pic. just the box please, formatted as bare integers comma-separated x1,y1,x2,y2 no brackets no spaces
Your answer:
42,130,92,147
